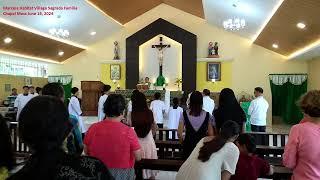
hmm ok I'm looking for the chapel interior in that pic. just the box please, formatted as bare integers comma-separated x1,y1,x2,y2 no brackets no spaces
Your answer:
1,0,320,179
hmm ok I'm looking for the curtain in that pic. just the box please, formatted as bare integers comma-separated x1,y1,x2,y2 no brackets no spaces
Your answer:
48,75,72,102
269,74,307,125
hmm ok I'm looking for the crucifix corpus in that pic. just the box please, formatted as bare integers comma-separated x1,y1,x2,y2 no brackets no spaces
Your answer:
152,36,171,86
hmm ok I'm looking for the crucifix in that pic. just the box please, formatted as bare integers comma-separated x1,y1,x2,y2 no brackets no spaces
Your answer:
152,37,171,76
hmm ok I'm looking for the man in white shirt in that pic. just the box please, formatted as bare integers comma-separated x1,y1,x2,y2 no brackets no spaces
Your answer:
248,87,269,132
202,89,215,115
150,92,166,128
14,86,33,120
29,86,39,96
97,84,111,121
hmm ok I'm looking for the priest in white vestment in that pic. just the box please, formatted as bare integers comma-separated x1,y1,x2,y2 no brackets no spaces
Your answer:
97,85,111,121
14,86,33,120
68,87,86,134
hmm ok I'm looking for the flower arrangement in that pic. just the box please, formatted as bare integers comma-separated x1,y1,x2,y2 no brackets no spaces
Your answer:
174,77,183,90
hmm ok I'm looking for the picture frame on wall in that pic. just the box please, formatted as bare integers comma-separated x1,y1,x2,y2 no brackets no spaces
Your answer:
110,64,121,80
207,62,221,81
4,84,11,92
24,77,32,86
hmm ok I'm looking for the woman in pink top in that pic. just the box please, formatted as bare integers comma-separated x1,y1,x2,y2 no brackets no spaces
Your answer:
283,90,320,180
84,94,142,180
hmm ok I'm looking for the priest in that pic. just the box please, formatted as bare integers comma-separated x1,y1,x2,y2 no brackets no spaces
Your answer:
14,86,33,120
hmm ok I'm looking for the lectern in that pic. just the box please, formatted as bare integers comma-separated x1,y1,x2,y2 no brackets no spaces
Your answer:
81,81,104,116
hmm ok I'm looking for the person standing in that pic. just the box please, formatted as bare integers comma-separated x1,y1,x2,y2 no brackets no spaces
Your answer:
14,86,33,120
68,87,86,136
98,85,111,122
29,86,38,96
248,87,269,132
168,98,183,139
10,88,18,96
150,92,166,128
178,91,215,159
202,89,215,115
283,90,320,180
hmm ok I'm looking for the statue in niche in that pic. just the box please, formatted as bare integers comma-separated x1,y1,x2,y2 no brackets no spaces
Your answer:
208,41,219,58
113,41,120,60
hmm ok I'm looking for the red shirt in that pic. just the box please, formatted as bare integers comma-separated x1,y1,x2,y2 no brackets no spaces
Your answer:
231,153,270,180
84,120,140,169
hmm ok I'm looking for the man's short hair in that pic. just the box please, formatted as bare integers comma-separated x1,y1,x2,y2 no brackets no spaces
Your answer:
255,87,263,94
203,89,211,96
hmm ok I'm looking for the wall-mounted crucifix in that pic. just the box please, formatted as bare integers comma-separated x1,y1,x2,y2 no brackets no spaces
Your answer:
152,36,171,77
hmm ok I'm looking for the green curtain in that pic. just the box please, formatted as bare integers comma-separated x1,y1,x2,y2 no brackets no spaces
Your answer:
269,74,307,125
48,75,72,103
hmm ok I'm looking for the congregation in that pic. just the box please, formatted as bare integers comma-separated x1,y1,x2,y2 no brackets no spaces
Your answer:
1,83,320,180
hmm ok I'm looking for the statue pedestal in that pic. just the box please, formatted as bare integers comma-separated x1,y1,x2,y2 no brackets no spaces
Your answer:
207,54,220,58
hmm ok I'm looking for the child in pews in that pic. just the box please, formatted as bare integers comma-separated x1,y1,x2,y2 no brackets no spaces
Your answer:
168,97,183,139
231,134,273,180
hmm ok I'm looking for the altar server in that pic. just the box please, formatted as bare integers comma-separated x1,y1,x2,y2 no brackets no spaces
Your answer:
14,86,33,120
29,86,38,96
248,87,269,132
68,87,86,134
202,89,215,115
98,84,111,121
168,98,183,139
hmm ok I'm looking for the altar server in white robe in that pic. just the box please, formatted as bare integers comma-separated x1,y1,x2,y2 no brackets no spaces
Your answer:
68,87,86,134
14,86,33,120
29,86,39,97
202,89,215,115
168,98,183,139
98,84,111,121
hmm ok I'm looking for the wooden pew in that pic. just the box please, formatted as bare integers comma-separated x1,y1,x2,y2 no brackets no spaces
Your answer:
157,128,178,141
155,140,285,159
135,159,292,180
9,122,31,157
247,132,289,147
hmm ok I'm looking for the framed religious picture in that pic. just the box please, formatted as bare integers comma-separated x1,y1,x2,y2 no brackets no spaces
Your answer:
110,64,121,80
207,62,221,81
4,84,11,92
24,77,32,86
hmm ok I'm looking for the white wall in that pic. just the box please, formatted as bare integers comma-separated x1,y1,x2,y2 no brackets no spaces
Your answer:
139,34,182,90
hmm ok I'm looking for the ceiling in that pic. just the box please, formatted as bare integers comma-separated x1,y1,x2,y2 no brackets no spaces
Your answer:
1,0,320,62
254,0,320,58
203,0,281,41
87,0,204,24
0,22,84,62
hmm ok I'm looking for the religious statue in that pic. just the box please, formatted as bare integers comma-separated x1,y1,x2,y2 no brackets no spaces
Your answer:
152,37,170,87
113,41,120,60
208,41,219,58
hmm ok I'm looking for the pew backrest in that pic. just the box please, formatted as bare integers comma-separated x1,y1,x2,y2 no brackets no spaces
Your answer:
247,132,289,147
9,122,30,154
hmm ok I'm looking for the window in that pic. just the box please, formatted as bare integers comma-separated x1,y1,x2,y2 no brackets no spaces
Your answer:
0,54,48,77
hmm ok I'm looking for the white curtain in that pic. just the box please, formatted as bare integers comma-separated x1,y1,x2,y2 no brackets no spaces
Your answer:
0,54,48,77
269,74,307,85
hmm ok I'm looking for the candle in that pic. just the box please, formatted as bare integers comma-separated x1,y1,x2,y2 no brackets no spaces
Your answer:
211,79,216,83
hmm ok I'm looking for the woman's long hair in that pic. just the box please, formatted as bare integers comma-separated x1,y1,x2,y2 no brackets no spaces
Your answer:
131,92,154,138
189,91,203,116
198,121,240,162
214,88,246,130
0,115,14,170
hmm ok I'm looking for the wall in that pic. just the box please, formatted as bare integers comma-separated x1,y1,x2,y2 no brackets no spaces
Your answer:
0,74,47,101
100,62,126,91
48,4,308,125
308,57,320,90
139,34,182,90
197,61,232,92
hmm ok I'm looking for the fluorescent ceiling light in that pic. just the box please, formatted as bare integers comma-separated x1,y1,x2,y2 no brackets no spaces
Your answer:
251,0,284,42
296,22,306,29
0,50,62,64
4,37,12,44
85,0,123,26
272,43,279,49
0,18,88,50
